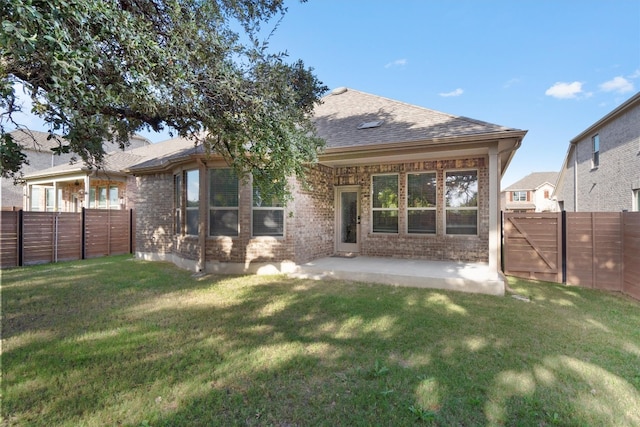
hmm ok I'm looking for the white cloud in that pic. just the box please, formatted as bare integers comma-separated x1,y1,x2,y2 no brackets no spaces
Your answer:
384,59,407,69
439,88,464,97
503,78,521,89
599,76,634,94
545,81,584,99
629,69,640,79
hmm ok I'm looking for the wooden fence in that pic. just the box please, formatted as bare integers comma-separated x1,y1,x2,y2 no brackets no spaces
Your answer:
503,211,640,300
0,209,134,268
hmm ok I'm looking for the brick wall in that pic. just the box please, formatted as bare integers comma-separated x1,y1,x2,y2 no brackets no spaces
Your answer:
291,164,335,263
134,173,175,256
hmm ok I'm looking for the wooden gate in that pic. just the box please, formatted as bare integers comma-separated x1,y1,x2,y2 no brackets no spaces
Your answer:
503,213,562,283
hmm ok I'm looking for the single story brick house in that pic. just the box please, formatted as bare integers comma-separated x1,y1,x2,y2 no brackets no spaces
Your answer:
126,87,526,279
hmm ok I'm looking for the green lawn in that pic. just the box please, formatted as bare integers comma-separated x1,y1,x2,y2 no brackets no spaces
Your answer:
2,255,639,426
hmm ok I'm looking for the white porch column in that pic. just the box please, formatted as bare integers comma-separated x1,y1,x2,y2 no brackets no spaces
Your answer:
84,176,91,208
488,145,501,278
53,181,59,212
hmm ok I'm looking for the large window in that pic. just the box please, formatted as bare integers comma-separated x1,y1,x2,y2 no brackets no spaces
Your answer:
186,170,199,235
372,174,398,233
634,189,640,212
592,134,600,168
209,169,239,236
407,173,436,234
109,186,119,209
252,182,284,237
45,188,55,211
445,170,478,235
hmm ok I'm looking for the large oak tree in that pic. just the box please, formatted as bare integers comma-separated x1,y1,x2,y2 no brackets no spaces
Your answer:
1,0,327,199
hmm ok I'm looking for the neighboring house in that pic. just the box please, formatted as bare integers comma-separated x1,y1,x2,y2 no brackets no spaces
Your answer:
20,134,183,212
501,172,558,212
126,87,527,281
554,91,640,212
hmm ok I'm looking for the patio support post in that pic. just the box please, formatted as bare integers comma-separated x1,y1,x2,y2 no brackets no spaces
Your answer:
488,145,500,278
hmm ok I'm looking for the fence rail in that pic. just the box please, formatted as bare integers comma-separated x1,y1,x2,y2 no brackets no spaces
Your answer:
503,211,640,300
0,209,134,268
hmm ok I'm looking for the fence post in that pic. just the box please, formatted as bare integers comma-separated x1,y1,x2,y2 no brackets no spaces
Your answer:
18,209,23,267
81,207,86,260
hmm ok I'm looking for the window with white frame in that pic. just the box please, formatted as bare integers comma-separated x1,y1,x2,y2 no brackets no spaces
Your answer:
252,181,284,237
174,174,183,234
372,174,398,233
592,134,600,168
31,187,42,211
97,186,107,208
407,172,436,234
445,170,478,235
512,191,527,202
109,186,119,209
186,170,200,235
634,189,640,212
209,169,239,236
45,187,55,211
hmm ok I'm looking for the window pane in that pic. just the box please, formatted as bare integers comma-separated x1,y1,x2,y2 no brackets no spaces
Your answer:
408,173,436,207
210,169,238,207
89,188,96,208
373,210,398,233
186,209,199,235
109,186,118,208
446,171,478,208
253,185,282,207
98,187,107,208
186,170,199,235
373,175,398,208
31,187,41,211
408,210,436,234
210,210,239,236
253,210,284,236
186,170,199,208
45,188,55,211
446,210,477,235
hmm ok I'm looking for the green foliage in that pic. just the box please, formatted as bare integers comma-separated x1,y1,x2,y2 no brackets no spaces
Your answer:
0,0,327,200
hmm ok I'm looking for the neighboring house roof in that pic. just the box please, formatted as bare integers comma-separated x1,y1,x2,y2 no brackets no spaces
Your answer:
24,136,195,180
10,129,60,151
503,172,558,192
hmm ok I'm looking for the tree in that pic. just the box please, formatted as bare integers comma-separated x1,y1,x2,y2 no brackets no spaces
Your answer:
0,0,327,200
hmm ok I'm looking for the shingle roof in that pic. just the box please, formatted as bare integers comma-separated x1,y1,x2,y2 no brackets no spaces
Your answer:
24,136,195,179
9,129,60,151
313,88,519,149
503,172,558,191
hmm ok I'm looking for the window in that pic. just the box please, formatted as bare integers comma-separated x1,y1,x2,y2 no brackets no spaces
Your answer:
209,169,239,236
57,188,63,212
89,188,96,208
513,191,527,202
31,187,42,211
186,170,199,235
407,173,436,234
45,188,55,211
252,181,284,237
592,134,600,168
445,170,478,235
109,186,119,209
372,174,398,233
543,190,550,199
174,174,182,234
634,189,640,212
97,186,107,208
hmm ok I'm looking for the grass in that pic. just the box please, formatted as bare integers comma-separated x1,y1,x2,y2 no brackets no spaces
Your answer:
2,254,640,426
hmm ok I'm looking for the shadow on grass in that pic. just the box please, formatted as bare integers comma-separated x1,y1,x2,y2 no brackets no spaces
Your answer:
2,257,640,426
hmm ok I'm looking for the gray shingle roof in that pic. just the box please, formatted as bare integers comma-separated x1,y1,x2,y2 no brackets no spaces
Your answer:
313,88,519,149
9,129,60,151
503,172,558,191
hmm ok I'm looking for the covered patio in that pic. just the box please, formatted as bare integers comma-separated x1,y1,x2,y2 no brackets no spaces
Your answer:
290,256,505,296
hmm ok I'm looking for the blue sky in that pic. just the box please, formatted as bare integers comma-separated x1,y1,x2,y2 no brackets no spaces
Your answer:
9,1,640,187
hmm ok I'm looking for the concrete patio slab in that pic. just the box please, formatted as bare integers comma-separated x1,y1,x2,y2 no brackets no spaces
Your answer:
290,256,505,296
